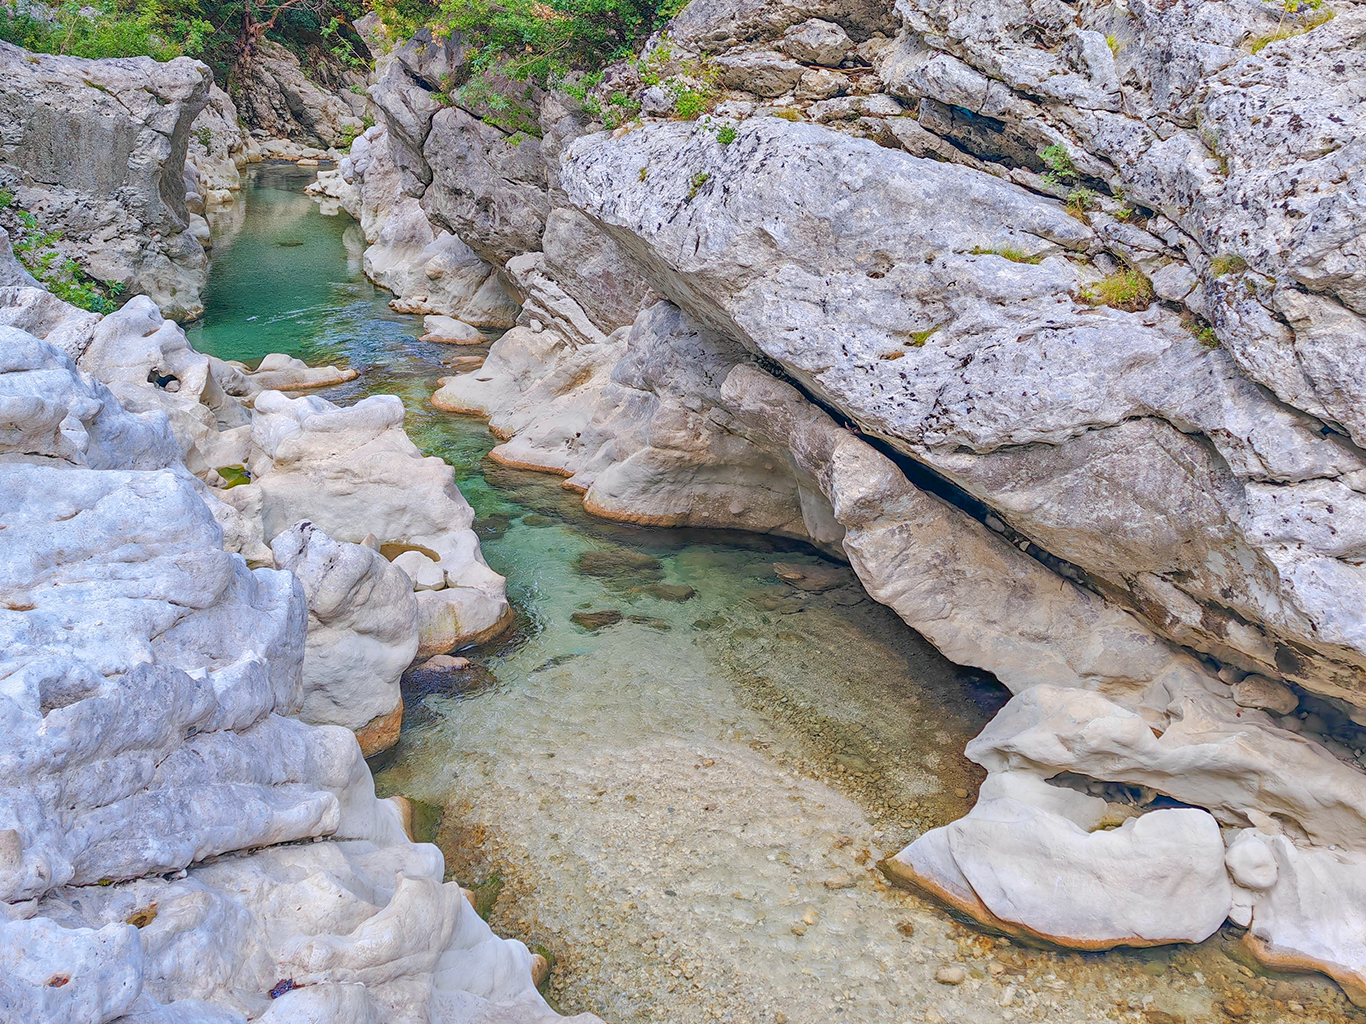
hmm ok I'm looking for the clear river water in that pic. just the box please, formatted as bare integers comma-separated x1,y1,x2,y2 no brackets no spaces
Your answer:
186,163,1352,1024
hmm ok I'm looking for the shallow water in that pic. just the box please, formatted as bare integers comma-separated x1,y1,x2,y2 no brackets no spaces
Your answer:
193,164,1359,1024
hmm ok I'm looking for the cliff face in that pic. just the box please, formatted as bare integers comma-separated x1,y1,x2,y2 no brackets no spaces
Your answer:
0,42,213,320
354,0,1366,998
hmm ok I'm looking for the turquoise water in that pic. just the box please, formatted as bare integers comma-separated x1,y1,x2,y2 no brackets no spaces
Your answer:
188,165,1312,1024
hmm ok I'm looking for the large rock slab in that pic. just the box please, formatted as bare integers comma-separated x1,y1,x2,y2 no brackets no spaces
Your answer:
0,42,211,319
559,115,1366,711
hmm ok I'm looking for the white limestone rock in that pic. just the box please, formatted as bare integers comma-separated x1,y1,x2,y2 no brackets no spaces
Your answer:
559,115,1366,710
270,522,419,747
422,315,484,345
887,774,1231,948
319,126,519,327
188,84,249,206
239,390,511,652
79,296,249,474
0,327,180,471
234,353,360,394
781,19,854,66
0,332,592,1024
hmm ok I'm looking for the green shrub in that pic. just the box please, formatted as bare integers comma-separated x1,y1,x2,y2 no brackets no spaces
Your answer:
376,0,689,88
715,123,738,145
686,171,710,199
8,207,121,313
672,82,713,120
1039,143,1076,184
0,0,370,82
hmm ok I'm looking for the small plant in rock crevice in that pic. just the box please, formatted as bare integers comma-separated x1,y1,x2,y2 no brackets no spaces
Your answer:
1080,268,1155,312
1065,187,1095,217
1210,253,1250,277
1183,314,1222,349
1039,143,1077,184
686,172,711,199
1248,3,1335,52
970,245,1044,265
715,123,738,145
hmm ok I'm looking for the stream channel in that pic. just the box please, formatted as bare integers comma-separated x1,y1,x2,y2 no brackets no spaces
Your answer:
186,162,1353,1024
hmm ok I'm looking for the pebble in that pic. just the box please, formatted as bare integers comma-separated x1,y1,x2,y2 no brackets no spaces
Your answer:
1221,998,1249,1018
935,965,966,985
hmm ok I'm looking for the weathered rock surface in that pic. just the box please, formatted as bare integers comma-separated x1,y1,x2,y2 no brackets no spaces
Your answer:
0,42,211,319
311,126,519,327
383,0,1366,997
561,116,1366,714
234,41,365,149
235,390,511,655
0,307,580,1021
271,522,419,753
188,84,252,206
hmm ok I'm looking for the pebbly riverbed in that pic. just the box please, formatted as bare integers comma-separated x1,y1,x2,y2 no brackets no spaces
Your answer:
188,162,1362,1024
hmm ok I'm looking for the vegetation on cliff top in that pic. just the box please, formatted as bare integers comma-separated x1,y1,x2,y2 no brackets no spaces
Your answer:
375,0,687,84
0,0,368,83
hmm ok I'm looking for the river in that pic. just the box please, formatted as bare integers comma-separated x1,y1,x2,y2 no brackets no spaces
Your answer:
186,163,1345,1024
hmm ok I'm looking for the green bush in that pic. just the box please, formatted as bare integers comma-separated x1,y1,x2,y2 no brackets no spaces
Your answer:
1080,268,1154,312
376,0,689,88
0,0,370,85
0,0,203,61
8,207,122,313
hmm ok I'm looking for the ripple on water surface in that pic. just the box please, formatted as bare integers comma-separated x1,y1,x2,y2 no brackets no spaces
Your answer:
191,165,1359,1024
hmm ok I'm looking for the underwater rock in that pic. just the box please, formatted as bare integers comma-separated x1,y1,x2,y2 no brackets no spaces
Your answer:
570,610,624,631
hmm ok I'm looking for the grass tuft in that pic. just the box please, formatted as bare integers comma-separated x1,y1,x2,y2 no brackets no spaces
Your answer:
1080,269,1154,312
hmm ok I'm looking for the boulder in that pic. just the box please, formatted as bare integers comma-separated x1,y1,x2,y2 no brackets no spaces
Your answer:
0,42,211,319
234,352,359,392
270,522,419,754
781,19,855,66
235,390,512,652
422,314,484,344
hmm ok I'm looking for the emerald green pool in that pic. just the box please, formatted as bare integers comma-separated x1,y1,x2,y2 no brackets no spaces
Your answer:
187,163,1305,1024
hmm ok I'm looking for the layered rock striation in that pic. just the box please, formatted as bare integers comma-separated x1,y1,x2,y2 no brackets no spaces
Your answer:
353,0,1366,1000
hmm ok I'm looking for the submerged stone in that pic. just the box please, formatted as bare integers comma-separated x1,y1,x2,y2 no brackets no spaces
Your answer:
570,609,624,630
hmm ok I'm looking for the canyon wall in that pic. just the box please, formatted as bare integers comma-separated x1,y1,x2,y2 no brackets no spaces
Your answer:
344,0,1366,1000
